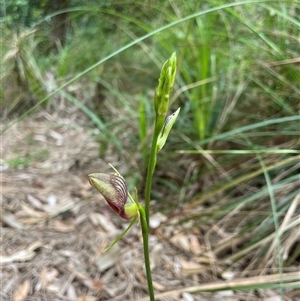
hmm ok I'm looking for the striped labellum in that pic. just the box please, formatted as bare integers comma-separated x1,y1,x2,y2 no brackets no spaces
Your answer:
88,172,136,220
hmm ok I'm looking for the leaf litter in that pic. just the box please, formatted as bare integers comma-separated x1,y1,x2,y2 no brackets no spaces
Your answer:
1,111,299,301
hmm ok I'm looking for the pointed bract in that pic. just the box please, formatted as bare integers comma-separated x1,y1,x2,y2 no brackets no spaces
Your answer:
157,107,180,151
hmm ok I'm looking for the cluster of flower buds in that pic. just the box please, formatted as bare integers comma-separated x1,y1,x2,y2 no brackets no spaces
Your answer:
153,52,180,151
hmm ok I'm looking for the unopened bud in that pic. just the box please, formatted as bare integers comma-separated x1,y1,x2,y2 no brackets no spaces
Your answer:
154,52,177,117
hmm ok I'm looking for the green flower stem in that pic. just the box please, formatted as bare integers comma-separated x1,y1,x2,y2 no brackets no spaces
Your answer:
142,53,177,300
142,124,162,301
145,53,176,226
144,121,163,226
138,204,155,301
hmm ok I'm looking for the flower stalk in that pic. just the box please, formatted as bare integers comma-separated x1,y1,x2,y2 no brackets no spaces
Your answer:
142,52,178,301
145,52,178,226
88,53,179,301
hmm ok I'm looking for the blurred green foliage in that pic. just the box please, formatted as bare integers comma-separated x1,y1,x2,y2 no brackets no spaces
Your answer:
1,0,47,28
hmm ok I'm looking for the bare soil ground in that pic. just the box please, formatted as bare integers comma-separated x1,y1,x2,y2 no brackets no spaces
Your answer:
1,112,299,301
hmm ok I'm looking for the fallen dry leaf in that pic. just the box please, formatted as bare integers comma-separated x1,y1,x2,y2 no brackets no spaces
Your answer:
88,212,117,233
170,233,190,252
76,296,96,301
0,209,25,229
39,267,59,289
91,277,103,292
152,281,167,291
52,220,75,232
67,284,77,300
178,257,204,275
0,241,43,264
149,242,163,270
221,270,235,280
20,203,47,218
43,198,77,216
182,292,194,301
149,212,167,229
263,296,282,301
13,279,30,301
26,194,44,209
189,235,202,255
94,244,120,272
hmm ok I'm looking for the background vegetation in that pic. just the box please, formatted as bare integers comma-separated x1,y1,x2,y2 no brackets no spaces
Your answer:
1,0,300,297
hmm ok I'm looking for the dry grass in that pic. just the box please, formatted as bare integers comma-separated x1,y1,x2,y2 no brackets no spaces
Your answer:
1,109,299,301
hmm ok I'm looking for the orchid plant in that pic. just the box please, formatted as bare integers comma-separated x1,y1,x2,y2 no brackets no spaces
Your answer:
88,52,179,301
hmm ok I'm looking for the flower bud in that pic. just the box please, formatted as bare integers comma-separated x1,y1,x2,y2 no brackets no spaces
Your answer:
154,52,177,117
88,173,137,220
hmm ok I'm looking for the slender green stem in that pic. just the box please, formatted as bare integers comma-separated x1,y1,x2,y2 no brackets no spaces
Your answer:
142,120,164,301
138,205,155,301
144,119,165,226
142,53,177,300
144,134,157,225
